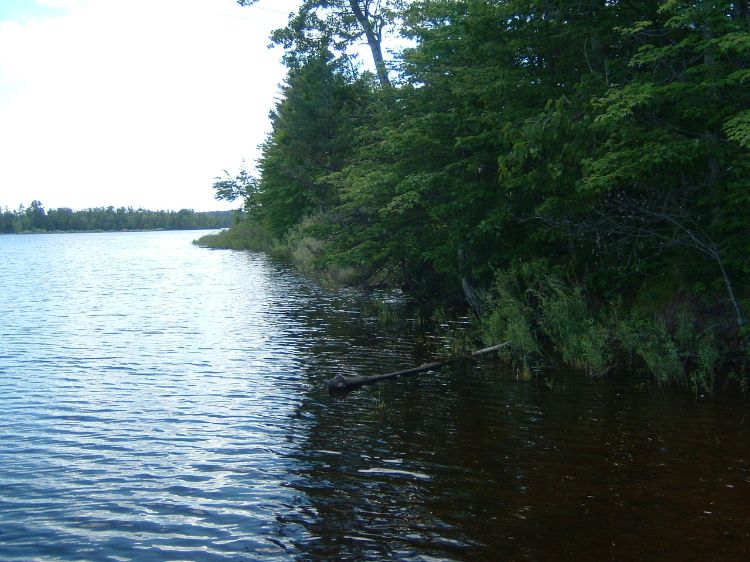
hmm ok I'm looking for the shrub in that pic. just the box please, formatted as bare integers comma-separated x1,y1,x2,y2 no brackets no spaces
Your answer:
193,219,272,251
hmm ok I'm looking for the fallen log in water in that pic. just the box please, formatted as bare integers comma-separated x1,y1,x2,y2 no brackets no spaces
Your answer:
326,343,508,392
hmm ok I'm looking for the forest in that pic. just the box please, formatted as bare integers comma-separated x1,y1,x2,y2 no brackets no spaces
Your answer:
201,0,750,392
0,201,233,233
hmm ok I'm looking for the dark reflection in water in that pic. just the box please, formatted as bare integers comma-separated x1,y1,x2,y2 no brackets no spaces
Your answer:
287,362,750,561
273,287,750,560
1,231,748,561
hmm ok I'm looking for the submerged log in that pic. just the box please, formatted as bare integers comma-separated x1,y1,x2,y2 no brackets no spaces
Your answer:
326,343,508,392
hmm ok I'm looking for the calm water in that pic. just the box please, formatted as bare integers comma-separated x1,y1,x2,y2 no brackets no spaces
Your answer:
1,230,749,561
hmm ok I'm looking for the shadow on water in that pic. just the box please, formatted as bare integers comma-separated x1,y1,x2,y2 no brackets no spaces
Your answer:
274,296,750,561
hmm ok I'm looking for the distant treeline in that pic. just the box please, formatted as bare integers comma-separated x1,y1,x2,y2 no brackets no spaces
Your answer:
0,201,233,233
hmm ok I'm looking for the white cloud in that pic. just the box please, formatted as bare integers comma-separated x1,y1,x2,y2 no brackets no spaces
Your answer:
0,0,298,211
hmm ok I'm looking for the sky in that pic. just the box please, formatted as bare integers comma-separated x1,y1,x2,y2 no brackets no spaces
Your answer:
0,0,300,212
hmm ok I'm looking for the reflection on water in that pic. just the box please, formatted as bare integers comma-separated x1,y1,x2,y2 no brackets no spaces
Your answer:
0,231,748,561
290,365,750,561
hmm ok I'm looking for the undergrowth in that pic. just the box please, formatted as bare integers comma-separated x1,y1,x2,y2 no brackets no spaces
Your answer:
193,219,271,251
198,222,746,395
480,263,741,395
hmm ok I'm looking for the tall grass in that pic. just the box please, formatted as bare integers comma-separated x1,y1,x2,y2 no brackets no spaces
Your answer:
615,313,685,387
481,264,608,376
193,220,272,251
481,268,539,371
481,264,727,392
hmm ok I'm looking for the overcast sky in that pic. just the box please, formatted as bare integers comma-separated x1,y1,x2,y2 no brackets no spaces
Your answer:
0,0,300,212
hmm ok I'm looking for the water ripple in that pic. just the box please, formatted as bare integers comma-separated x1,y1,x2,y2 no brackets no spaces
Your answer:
2,232,750,561
0,232,323,560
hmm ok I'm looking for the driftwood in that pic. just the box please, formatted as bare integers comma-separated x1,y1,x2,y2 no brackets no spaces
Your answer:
326,343,508,392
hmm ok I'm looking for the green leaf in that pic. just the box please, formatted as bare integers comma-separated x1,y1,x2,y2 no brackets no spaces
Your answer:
717,32,750,54
724,111,750,149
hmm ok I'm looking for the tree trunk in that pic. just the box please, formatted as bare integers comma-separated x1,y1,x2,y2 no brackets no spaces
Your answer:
458,246,482,316
461,277,482,317
736,0,750,32
348,0,391,87
327,343,509,391
718,258,746,327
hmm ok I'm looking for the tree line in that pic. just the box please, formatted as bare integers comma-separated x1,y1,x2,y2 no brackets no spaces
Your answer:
1,201,233,233
209,0,750,390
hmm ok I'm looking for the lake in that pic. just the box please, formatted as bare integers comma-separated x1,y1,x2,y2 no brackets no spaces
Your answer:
1,230,748,561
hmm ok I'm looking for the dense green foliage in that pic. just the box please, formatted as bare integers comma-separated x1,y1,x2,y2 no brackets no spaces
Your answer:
0,201,232,233
218,0,750,388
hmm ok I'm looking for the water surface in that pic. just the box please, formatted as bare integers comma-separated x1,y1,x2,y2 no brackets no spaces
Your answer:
1,231,748,560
